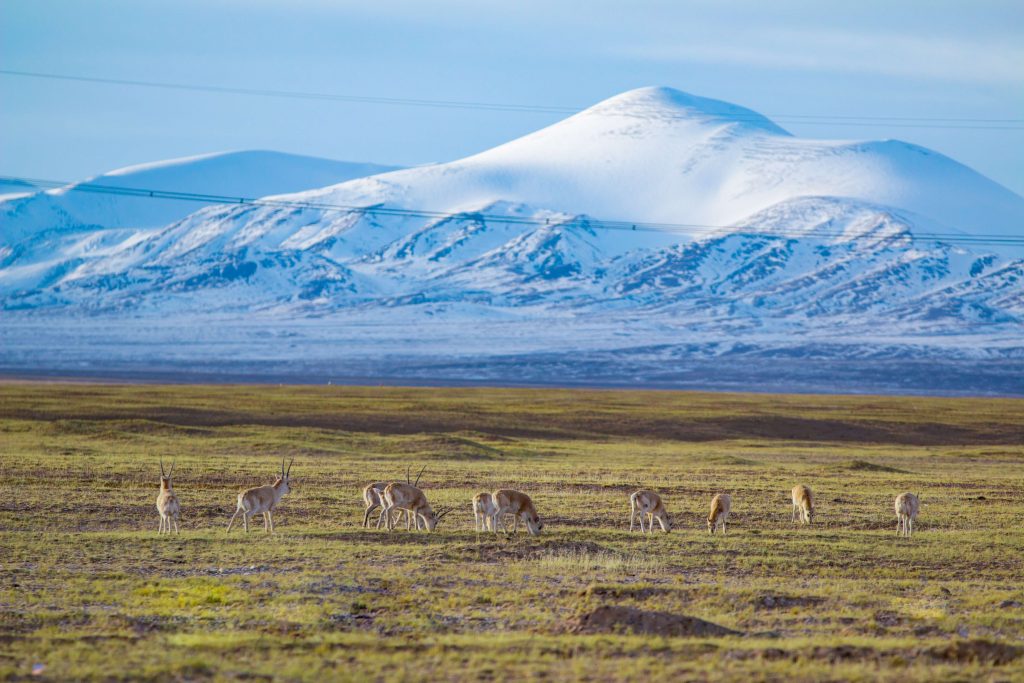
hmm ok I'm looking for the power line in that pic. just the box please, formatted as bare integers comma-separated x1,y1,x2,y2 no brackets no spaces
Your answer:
3,69,1023,131
4,174,1022,247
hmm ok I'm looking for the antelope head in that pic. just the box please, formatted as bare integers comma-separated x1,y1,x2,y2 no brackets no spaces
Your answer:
525,512,543,536
425,505,455,532
275,458,295,494
159,459,175,490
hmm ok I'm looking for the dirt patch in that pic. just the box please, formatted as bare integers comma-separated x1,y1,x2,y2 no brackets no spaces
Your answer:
845,460,909,474
874,610,902,628
755,594,825,610
562,605,741,637
580,584,673,600
922,639,1022,665
810,645,880,663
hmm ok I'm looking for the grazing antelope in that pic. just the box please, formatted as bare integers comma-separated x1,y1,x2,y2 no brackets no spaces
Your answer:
791,484,814,525
380,481,452,532
473,492,497,532
365,466,424,529
629,489,671,533
156,459,181,535
707,493,731,534
894,492,920,537
363,482,414,529
491,489,543,536
226,459,294,534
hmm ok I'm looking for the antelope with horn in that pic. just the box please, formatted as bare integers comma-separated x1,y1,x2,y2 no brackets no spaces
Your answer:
791,484,814,525
380,474,453,532
491,489,543,536
629,489,671,533
364,465,424,529
156,459,181,535
707,493,731,534
894,492,920,537
227,459,294,534
473,491,497,532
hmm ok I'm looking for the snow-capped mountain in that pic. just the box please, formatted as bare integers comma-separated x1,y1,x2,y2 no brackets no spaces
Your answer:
0,151,398,293
2,88,1022,394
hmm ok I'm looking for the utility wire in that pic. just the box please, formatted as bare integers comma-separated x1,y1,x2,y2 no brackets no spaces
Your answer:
3,69,1023,131
3,174,1022,247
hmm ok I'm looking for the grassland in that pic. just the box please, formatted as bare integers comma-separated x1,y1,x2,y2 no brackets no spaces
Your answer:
1,383,1022,681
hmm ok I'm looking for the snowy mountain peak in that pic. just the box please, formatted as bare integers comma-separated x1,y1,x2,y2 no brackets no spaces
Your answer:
580,86,790,136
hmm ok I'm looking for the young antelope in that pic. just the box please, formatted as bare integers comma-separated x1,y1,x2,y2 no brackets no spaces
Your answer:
791,484,814,525
894,492,920,537
473,491,497,532
491,489,543,536
629,489,671,533
156,459,180,535
707,493,731,534
226,459,294,534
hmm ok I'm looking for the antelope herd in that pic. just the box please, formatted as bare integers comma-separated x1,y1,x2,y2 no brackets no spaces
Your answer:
157,461,924,539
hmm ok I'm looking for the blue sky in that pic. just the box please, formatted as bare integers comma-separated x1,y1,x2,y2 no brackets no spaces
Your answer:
3,0,1023,194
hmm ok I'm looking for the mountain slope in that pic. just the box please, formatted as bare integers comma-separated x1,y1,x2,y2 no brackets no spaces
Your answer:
0,151,399,294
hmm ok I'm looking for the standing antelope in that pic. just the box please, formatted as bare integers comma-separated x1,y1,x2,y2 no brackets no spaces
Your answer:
791,484,814,525
707,493,731,534
473,492,497,532
227,459,294,534
894,492,920,537
380,481,452,532
362,482,389,528
629,490,671,533
156,459,181,535
491,489,543,536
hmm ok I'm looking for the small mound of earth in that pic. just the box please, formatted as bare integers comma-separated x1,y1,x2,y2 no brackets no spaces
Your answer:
563,605,740,637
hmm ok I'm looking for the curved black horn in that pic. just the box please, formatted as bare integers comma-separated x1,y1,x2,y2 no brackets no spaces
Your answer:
159,459,166,478
406,465,411,485
281,458,286,477
414,465,426,488
168,460,175,477
287,458,294,476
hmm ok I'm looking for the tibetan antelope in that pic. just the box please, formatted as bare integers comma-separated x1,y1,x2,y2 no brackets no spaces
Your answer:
629,489,671,533
491,489,543,536
791,484,814,525
707,493,731,534
473,492,497,532
156,459,181,535
380,480,453,532
364,466,423,529
362,482,389,528
894,492,920,537
226,459,294,534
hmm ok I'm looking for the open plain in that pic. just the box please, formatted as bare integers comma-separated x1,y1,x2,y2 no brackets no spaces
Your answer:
1,383,1022,681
